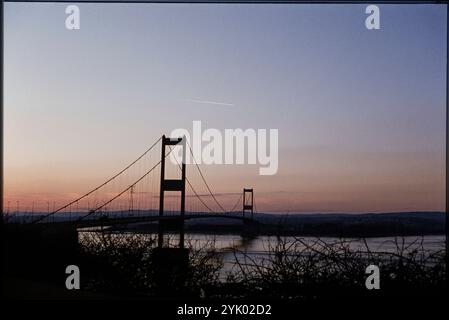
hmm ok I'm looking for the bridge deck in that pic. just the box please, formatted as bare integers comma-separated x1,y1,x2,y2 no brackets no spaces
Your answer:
36,214,256,229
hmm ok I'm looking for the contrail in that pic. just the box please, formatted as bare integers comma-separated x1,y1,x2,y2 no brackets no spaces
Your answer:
180,98,235,107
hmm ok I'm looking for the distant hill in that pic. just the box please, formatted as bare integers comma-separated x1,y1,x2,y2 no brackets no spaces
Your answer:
182,211,446,237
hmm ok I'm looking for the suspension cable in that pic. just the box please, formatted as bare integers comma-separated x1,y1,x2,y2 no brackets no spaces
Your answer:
75,145,173,223
168,145,217,214
32,136,162,224
185,139,227,213
229,193,243,213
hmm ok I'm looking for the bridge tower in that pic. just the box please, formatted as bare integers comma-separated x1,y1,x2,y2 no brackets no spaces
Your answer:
243,188,254,219
159,135,186,248
154,135,189,292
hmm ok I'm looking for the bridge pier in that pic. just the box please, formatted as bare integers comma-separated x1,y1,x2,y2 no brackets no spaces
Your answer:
157,218,185,248
151,246,189,295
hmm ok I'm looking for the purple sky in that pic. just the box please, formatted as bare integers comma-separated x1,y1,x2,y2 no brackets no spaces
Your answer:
4,3,447,213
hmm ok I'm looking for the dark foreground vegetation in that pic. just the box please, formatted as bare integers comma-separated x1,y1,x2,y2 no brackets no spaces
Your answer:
78,232,447,299
3,224,446,300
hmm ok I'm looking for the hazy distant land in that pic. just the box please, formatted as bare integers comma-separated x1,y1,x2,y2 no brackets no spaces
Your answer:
6,211,444,237
177,211,446,237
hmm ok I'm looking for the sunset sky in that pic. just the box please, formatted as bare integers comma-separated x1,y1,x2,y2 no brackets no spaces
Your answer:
4,3,447,213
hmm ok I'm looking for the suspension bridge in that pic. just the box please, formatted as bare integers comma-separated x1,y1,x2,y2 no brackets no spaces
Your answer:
6,135,258,230
3,135,263,293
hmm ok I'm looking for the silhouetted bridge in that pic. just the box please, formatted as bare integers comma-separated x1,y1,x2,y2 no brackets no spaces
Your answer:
6,136,260,243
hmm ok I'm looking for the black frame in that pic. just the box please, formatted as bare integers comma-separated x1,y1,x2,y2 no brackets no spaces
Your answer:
1,0,447,311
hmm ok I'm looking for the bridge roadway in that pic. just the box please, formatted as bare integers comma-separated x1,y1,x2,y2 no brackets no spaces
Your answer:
38,214,256,229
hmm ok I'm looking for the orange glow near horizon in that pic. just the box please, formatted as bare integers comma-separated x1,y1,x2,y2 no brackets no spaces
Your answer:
3,3,446,215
